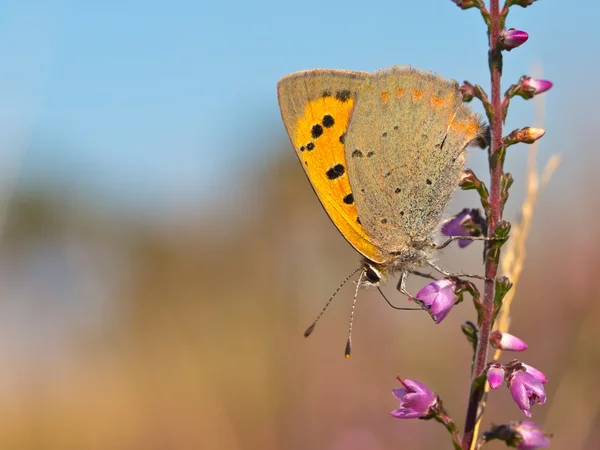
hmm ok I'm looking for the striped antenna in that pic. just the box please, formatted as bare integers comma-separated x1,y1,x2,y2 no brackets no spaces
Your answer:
303,266,362,338
344,270,365,359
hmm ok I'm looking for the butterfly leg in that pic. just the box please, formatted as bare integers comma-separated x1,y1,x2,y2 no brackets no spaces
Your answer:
426,259,491,281
408,270,438,281
396,271,413,298
375,272,421,311
391,272,430,314
433,235,507,250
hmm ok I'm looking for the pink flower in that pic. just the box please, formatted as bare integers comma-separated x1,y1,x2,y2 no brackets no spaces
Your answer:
415,279,458,323
441,208,486,248
514,421,552,449
391,378,437,419
484,420,551,449
509,370,547,417
521,363,548,384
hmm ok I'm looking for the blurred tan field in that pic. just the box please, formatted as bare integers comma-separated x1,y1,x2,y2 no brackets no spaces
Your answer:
0,111,598,449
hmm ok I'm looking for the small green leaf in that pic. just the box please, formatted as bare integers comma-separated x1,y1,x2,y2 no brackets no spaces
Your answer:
462,321,479,352
493,276,513,323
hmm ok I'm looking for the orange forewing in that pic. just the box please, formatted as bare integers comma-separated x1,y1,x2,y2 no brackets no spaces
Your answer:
277,71,386,263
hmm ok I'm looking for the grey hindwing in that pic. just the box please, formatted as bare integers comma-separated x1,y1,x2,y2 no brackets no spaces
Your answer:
345,66,481,254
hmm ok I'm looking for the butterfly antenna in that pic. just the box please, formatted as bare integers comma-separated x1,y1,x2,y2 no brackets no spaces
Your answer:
345,270,365,359
376,287,421,311
304,267,362,338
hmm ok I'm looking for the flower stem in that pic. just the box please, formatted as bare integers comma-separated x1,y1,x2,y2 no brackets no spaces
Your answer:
462,0,505,448
434,409,462,450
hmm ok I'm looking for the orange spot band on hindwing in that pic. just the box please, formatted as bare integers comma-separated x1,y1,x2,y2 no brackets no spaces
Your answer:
381,91,389,102
396,87,405,97
412,89,424,101
449,120,480,139
432,92,454,109
432,96,446,109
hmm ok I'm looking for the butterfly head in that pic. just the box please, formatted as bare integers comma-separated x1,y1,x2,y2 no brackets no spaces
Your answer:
360,260,387,287
360,242,434,287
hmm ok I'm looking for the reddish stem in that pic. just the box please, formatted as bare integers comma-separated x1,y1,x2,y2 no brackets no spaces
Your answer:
462,0,504,448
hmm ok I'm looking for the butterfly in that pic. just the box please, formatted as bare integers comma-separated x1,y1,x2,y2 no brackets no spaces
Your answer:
277,66,484,296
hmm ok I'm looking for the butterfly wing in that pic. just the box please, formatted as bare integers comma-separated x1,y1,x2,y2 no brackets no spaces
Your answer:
345,66,483,255
277,69,387,263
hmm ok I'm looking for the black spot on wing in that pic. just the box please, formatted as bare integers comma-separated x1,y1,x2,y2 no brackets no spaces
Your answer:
343,193,354,204
326,164,345,180
322,115,334,128
311,124,323,139
335,90,351,102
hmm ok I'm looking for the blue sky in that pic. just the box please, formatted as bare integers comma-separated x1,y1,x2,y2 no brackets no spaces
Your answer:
0,0,596,220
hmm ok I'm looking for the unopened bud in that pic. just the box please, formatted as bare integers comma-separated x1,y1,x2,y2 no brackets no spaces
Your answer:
504,127,545,146
490,331,528,351
460,81,476,102
451,0,476,9
522,77,553,95
499,28,529,51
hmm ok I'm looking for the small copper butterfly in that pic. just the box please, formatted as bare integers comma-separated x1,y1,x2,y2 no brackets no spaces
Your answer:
278,66,483,292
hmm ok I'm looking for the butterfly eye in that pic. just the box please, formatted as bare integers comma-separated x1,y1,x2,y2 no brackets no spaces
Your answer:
364,266,381,284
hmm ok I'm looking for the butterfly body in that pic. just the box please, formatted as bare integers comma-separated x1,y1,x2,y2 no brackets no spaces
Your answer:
277,66,483,285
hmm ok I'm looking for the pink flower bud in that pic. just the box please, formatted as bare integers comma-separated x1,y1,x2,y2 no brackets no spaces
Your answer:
490,331,528,351
499,28,529,51
460,82,476,102
505,127,546,145
509,0,537,7
487,364,505,390
451,0,476,9
459,169,477,187
522,78,553,95
522,127,545,142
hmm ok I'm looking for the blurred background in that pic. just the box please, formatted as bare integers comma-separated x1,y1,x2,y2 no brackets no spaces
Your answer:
0,1,598,449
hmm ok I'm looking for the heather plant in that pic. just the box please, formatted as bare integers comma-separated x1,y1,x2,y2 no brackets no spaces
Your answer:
391,1,557,448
